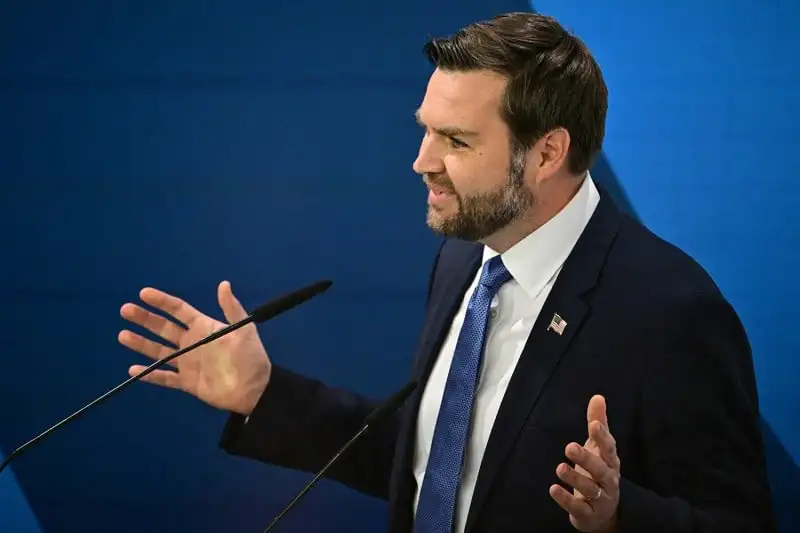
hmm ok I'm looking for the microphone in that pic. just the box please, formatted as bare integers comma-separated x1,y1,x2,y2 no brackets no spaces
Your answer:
262,380,418,533
0,279,333,475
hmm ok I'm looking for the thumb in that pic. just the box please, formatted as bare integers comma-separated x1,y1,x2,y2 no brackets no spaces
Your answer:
218,280,248,323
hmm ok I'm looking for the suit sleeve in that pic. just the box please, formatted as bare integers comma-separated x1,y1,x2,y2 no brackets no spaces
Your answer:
617,291,778,532
219,365,396,499
218,239,446,500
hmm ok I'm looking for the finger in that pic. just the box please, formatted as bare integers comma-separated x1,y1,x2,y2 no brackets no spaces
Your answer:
587,394,608,428
566,442,616,491
549,483,594,523
128,365,182,390
138,287,204,328
118,330,177,368
120,302,185,347
589,419,621,471
556,462,601,502
218,281,248,324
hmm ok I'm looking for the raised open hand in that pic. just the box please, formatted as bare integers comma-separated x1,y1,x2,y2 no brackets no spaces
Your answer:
550,395,620,532
118,280,271,416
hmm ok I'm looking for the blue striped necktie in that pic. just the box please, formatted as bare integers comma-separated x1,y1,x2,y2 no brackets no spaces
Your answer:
414,255,511,533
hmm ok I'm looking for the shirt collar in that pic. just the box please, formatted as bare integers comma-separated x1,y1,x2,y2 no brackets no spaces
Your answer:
482,172,601,300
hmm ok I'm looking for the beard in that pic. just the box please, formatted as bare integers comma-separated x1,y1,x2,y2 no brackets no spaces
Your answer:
426,144,534,242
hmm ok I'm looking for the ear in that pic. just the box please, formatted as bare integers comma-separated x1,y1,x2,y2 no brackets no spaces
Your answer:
534,127,571,180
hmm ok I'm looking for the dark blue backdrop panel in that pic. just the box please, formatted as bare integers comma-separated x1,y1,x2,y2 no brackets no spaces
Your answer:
0,1,532,532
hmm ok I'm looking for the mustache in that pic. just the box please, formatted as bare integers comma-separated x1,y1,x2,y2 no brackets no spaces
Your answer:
424,174,456,192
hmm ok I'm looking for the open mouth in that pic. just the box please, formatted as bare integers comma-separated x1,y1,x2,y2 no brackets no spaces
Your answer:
425,178,455,205
427,187,454,205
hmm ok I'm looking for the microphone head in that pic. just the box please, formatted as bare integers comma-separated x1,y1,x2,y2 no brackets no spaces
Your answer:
251,279,333,323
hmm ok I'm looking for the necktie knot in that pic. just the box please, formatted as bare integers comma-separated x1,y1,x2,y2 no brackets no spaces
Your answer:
479,256,511,294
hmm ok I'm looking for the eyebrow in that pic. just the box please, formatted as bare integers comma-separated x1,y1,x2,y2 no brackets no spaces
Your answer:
414,109,479,138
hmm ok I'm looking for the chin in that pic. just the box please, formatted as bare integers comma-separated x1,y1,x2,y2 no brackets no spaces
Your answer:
426,210,453,235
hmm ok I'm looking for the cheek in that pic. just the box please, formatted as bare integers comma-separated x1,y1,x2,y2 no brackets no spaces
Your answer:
444,152,505,194
443,155,479,194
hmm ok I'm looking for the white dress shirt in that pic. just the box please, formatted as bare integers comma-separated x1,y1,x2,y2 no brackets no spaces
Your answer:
411,173,600,533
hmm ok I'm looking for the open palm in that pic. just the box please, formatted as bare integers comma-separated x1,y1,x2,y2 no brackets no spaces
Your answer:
118,280,271,415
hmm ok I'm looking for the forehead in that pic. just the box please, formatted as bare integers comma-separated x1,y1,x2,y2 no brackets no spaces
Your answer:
417,69,507,130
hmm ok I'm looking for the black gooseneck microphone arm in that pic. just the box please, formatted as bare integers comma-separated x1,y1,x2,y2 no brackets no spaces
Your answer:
262,380,418,532
0,279,333,474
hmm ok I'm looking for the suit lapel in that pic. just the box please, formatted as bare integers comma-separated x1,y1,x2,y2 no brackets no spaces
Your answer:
464,191,622,532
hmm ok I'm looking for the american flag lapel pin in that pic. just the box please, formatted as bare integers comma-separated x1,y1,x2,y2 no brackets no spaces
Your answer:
547,312,567,336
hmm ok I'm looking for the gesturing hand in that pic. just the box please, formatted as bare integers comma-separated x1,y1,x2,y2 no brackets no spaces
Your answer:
549,395,621,532
118,280,271,416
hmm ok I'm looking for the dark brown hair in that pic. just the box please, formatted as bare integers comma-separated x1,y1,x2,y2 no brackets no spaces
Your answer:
423,12,607,174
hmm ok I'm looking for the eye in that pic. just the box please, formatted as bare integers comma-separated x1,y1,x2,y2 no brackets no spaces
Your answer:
448,137,469,149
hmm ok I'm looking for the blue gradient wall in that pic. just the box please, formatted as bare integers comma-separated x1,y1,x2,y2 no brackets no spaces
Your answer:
532,1,800,529
1,1,796,532
0,452,40,533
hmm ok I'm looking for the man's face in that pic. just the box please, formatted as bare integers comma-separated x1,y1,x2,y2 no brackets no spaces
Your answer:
413,68,534,242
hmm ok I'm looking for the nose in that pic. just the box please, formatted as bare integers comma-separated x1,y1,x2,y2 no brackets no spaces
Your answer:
412,134,445,176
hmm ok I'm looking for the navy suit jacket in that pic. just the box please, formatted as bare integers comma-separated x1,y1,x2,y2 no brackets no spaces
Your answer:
220,188,776,532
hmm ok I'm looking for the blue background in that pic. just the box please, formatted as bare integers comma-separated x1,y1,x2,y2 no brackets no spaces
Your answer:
1,1,797,532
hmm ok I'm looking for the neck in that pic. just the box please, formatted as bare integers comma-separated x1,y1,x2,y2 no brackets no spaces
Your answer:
481,175,584,254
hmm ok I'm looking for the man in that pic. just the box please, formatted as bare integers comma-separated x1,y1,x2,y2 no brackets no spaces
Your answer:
118,12,776,533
